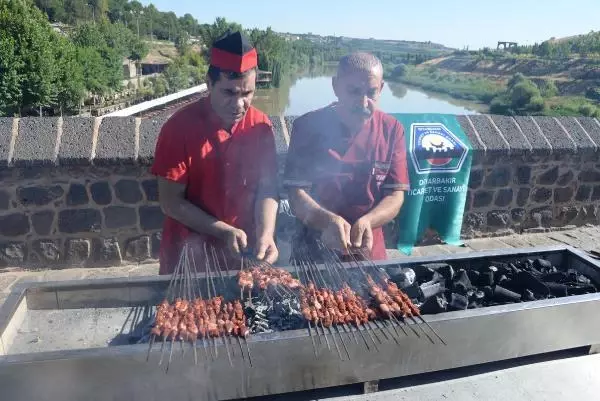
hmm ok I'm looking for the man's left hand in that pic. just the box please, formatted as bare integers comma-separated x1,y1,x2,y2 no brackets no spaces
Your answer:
350,217,374,250
255,236,279,264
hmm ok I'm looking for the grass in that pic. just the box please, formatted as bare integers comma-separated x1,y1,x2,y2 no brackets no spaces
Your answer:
544,96,600,117
390,66,505,103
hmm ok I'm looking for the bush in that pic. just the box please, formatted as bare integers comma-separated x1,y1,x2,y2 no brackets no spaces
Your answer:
586,87,600,101
579,104,599,117
510,81,541,109
508,73,527,89
539,80,559,98
527,96,546,112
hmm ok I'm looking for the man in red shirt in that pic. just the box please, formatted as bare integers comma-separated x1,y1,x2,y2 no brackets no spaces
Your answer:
151,31,279,274
284,52,409,261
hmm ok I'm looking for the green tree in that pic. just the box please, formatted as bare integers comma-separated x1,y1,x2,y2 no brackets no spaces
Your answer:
200,17,243,47
53,37,85,114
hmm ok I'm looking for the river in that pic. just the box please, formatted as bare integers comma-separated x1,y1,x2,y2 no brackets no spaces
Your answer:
252,71,485,117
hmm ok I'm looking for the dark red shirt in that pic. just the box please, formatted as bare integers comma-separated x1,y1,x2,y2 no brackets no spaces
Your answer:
151,97,277,274
283,104,410,260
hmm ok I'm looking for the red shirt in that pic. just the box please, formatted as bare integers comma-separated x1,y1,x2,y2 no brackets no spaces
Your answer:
283,104,410,260
151,97,277,274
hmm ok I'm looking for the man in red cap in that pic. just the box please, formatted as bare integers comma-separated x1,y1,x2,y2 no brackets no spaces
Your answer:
151,31,279,274
284,52,409,261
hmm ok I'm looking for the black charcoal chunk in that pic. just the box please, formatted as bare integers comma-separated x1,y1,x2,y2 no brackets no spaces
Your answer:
578,275,592,285
497,274,510,285
403,284,423,300
449,293,469,311
493,286,522,303
452,269,473,295
393,268,416,288
534,258,553,270
483,286,494,300
420,295,448,315
479,271,495,287
546,283,569,297
421,281,446,299
467,269,480,284
523,289,536,301
541,272,569,283
515,271,550,297
567,285,597,295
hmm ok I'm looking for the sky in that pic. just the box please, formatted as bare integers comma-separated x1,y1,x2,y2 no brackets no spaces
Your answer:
140,0,598,49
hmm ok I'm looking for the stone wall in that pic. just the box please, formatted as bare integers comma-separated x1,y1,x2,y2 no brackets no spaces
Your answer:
0,114,599,268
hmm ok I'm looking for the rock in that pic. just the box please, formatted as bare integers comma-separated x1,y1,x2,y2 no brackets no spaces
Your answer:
139,205,164,230
538,166,559,185
473,191,493,208
66,239,91,263
487,211,510,227
90,182,112,205
93,238,122,264
32,240,61,263
468,169,483,189
516,188,530,207
553,187,574,204
0,190,9,210
556,170,574,186
531,187,552,203
592,186,600,201
151,231,162,258
17,185,64,206
420,295,448,315
103,206,137,229
448,293,469,310
59,209,101,233
125,236,151,261
141,179,158,202
0,213,30,237
494,188,513,207
511,208,526,223
516,166,531,185
578,170,600,183
66,183,89,206
0,243,26,266
575,185,591,202
114,179,143,204
484,167,510,188
31,210,55,236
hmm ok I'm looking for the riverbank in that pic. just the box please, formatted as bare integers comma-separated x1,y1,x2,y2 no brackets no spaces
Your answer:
388,64,600,117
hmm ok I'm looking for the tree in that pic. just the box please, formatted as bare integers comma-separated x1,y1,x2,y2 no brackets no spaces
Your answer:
199,17,243,47
53,37,85,114
391,63,408,78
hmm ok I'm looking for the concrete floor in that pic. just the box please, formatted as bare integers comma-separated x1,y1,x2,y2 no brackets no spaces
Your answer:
2,226,600,400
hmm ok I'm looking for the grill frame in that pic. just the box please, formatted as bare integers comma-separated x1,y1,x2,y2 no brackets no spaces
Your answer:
1,245,600,401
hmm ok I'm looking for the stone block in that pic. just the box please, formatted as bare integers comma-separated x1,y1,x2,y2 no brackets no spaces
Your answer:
0,243,25,267
125,236,151,261
58,209,102,233
533,116,577,153
559,116,597,152
537,166,558,185
95,117,136,164
151,231,162,258
139,206,164,230
31,210,55,236
515,166,531,185
483,167,510,188
494,188,513,207
456,115,486,154
511,208,526,223
512,116,552,155
59,117,94,164
530,207,553,227
473,190,493,208
0,190,10,210
114,179,142,203
0,213,30,237
558,206,579,225
66,183,89,206
468,169,483,189
17,185,64,207
65,238,91,263
531,187,552,204
490,115,532,153
93,238,122,264
0,118,14,167
13,117,59,166
467,115,510,153
575,117,600,147
516,188,530,207
141,179,158,202
578,170,600,183
554,187,574,204
90,181,112,205
31,239,62,264
487,210,510,228
556,170,574,186
576,185,592,202
462,212,486,231
592,186,600,202
104,206,137,229
139,117,167,164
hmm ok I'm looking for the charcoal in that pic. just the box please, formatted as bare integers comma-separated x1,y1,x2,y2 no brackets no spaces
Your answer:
482,286,494,300
452,269,473,295
523,289,536,301
393,268,416,288
567,284,597,295
497,274,509,285
541,272,569,283
420,281,446,299
475,290,485,301
479,271,495,287
546,283,568,297
534,258,553,271
493,286,522,303
403,284,423,300
438,264,455,282
514,271,550,297
420,295,448,315
466,289,475,299
578,275,592,285
467,269,480,284
448,293,469,311
413,266,436,282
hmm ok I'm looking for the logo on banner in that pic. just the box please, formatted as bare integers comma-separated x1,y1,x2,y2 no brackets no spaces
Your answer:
410,123,468,174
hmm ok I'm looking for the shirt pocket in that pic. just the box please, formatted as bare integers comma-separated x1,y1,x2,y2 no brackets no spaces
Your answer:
371,161,391,187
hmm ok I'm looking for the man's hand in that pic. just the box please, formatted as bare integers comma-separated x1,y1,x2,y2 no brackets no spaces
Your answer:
350,216,374,250
255,236,279,264
321,215,352,251
221,227,248,255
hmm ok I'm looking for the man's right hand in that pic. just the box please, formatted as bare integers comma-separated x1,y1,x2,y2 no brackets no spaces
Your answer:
221,227,248,255
321,214,352,251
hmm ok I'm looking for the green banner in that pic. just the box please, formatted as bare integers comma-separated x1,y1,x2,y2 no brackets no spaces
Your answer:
391,114,473,255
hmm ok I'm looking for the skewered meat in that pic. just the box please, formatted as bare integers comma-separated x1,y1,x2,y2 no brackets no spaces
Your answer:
300,283,373,328
237,266,302,292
